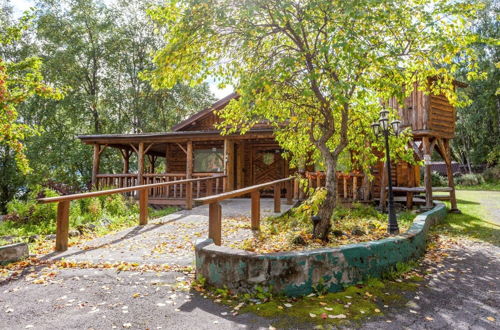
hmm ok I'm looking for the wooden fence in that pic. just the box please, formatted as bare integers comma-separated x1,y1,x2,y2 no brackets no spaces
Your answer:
38,175,226,252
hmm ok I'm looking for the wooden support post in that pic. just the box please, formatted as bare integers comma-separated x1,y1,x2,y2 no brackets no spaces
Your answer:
236,142,245,189
91,144,101,189
251,190,260,230
286,180,293,205
55,200,70,252
164,144,169,173
120,149,131,174
407,192,413,209
223,139,235,191
186,182,193,210
343,177,348,199
440,139,459,212
137,142,145,185
206,178,213,196
139,189,148,225
423,137,433,209
208,202,222,245
186,141,193,210
274,183,281,213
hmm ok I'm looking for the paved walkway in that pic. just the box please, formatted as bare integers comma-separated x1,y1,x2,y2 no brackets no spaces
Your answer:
1,193,499,329
46,198,294,266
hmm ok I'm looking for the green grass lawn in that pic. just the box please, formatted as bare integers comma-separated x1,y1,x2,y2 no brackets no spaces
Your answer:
455,183,500,191
434,190,500,246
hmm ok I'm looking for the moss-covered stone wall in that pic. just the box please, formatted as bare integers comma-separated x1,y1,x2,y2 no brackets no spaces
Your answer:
195,203,447,296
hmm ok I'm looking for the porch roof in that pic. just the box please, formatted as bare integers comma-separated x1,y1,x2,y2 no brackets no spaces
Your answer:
77,128,275,156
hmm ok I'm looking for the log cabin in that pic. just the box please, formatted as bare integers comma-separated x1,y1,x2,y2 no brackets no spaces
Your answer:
78,87,461,212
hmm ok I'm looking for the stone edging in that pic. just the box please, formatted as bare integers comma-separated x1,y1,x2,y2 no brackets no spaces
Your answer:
195,203,447,296
0,243,29,263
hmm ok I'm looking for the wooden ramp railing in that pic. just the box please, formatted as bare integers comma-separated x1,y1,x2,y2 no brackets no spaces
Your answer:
194,177,295,246
38,175,226,252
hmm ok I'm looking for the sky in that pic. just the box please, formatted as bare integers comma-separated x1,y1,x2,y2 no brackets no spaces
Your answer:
10,0,233,99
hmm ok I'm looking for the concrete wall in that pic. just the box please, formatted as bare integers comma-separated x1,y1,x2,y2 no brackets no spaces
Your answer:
195,203,447,296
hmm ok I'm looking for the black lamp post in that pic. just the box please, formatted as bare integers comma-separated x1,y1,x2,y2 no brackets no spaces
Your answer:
371,109,401,235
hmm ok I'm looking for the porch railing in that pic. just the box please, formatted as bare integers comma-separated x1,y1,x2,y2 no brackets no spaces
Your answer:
305,171,366,201
96,172,224,201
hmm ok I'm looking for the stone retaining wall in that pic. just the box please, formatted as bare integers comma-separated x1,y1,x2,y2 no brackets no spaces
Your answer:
195,203,447,296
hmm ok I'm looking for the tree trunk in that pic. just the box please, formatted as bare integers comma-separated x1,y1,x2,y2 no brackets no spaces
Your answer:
313,156,337,241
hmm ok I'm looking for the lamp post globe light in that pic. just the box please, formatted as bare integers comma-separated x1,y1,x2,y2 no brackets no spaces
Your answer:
371,109,401,235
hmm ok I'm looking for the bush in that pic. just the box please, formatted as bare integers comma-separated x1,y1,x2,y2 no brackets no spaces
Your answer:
6,186,59,224
431,171,447,186
482,165,500,183
455,173,485,186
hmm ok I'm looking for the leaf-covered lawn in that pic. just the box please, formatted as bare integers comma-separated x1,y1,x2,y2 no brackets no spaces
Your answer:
230,203,416,253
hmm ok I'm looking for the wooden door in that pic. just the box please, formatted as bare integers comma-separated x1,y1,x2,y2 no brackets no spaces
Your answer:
252,147,285,195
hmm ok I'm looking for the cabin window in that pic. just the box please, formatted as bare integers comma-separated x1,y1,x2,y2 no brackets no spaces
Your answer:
194,148,224,172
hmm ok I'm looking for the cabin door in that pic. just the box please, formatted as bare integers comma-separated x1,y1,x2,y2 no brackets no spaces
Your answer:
252,147,286,195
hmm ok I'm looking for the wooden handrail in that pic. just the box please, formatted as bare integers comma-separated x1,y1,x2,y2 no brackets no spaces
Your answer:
39,175,225,204
38,174,226,252
195,177,295,246
194,177,293,205
96,172,221,178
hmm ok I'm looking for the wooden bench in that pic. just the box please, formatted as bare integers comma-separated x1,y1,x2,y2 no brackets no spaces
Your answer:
194,177,295,245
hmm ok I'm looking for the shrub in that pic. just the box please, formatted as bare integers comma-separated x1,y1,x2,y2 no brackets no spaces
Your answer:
6,186,59,224
455,173,485,186
482,165,500,183
431,171,447,186
86,198,103,221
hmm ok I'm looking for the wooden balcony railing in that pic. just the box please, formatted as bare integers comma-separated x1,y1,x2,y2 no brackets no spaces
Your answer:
38,175,226,252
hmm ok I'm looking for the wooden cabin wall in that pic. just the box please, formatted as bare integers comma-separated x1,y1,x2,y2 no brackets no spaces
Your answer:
428,95,455,138
182,112,220,131
371,161,420,199
181,111,276,132
391,89,455,138
391,89,428,132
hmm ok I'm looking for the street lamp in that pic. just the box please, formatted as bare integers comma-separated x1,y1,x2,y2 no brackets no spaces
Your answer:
371,109,401,235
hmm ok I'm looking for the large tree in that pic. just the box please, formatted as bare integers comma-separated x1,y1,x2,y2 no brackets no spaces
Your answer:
0,8,61,173
453,0,499,168
147,0,480,239
0,0,215,211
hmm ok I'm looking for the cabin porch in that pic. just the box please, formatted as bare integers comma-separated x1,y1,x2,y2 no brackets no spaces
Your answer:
78,129,295,208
